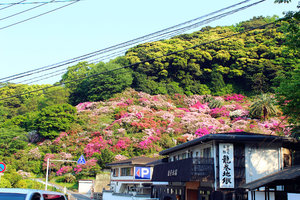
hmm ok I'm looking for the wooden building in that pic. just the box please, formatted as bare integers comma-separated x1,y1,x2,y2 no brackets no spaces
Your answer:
151,132,300,200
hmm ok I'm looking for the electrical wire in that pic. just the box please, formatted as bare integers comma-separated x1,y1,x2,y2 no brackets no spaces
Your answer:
0,0,76,5
0,1,50,21
15,68,67,84
0,0,257,83
0,20,276,101
0,0,27,11
0,0,80,31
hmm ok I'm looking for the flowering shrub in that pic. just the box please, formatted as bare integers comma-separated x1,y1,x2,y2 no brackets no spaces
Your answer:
115,154,128,161
34,90,290,179
74,158,98,175
224,94,245,102
113,137,131,150
76,102,98,111
28,148,41,160
210,107,229,118
84,136,107,157
195,127,210,137
57,166,73,176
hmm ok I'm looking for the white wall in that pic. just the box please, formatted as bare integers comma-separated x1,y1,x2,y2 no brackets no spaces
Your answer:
248,191,275,200
245,145,281,183
78,180,93,194
103,191,152,200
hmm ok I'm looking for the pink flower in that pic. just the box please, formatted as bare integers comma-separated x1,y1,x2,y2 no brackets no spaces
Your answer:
191,101,205,109
195,128,210,137
177,108,190,112
224,94,245,102
57,166,73,176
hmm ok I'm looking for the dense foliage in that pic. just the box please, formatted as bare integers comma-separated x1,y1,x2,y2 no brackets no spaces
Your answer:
124,16,298,96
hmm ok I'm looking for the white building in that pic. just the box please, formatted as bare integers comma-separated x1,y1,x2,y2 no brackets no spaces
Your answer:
103,156,160,200
151,132,300,200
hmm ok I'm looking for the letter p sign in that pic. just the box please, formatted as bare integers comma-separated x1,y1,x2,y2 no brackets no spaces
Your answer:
135,167,151,179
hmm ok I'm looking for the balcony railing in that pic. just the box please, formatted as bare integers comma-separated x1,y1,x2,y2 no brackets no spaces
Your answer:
152,157,214,182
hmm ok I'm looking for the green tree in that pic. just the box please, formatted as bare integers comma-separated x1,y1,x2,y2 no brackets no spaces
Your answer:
275,67,300,125
63,61,133,105
87,62,133,101
35,104,77,138
0,127,27,156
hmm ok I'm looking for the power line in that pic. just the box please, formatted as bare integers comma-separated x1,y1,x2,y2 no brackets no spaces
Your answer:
0,1,50,21
15,68,67,84
0,0,252,82
0,0,76,5
0,20,276,101
0,0,80,31
0,0,27,11
0,0,262,84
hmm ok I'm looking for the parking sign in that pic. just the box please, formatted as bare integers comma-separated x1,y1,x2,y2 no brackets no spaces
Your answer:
135,167,151,179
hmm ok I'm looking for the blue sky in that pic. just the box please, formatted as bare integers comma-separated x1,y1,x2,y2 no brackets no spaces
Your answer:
0,0,298,85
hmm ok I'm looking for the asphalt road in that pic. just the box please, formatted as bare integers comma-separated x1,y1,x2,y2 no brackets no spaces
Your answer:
70,193,92,200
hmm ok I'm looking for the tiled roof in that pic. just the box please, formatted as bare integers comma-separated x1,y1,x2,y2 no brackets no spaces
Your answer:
160,132,300,155
107,156,159,167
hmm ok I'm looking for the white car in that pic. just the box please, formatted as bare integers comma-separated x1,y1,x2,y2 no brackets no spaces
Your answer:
0,188,67,200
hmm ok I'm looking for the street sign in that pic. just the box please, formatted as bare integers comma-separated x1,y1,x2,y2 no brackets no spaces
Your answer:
0,162,6,173
77,155,86,165
135,167,151,179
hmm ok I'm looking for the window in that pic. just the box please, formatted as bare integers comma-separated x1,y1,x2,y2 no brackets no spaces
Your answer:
113,168,119,177
121,167,133,176
203,147,211,158
0,193,26,200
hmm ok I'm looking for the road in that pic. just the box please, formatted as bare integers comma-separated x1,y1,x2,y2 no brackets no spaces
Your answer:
32,178,92,200
71,193,92,200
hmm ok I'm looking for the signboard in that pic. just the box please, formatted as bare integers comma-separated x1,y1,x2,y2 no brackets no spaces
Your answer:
77,155,86,165
0,162,6,173
219,143,234,188
135,167,151,179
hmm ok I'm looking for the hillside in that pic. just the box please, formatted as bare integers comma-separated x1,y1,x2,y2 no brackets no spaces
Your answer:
0,89,291,184
0,15,298,188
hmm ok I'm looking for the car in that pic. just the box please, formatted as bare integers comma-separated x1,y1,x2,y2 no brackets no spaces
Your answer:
0,188,67,200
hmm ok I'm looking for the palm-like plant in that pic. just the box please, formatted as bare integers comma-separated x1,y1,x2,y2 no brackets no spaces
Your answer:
249,94,279,120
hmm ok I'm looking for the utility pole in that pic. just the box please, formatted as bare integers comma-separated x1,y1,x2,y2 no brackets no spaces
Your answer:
45,158,50,191
45,159,77,191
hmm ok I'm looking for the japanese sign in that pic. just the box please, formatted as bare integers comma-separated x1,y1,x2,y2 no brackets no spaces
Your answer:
219,143,234,188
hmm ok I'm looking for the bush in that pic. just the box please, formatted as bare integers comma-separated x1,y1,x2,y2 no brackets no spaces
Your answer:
3,172,22,187
0,177,11,188
63,173,76,183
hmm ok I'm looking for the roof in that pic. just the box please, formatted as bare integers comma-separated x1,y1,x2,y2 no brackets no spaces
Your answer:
107,156,159,167
241,165,300,190
160,132,300,155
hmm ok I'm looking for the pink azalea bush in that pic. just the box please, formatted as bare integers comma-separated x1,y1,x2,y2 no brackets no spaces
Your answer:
39,89,291,177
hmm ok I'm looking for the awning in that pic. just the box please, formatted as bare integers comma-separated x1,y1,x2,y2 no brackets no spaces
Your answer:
241,165,300,190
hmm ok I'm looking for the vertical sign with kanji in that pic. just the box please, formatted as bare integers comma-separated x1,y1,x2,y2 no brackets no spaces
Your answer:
219,143,234,188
